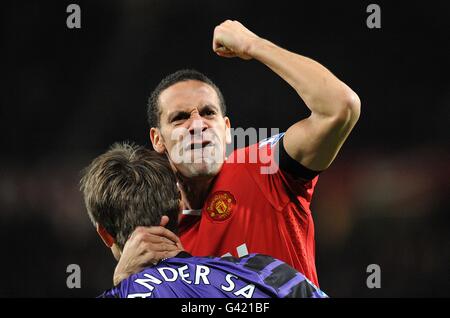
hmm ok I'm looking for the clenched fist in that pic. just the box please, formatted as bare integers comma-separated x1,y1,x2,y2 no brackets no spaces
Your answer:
212,20,261,60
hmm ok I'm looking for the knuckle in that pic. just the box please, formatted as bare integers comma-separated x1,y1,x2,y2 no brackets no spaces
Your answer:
135,232,146,242
134,226,145,234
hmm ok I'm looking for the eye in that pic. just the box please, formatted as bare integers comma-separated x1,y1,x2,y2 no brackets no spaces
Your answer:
201,108,217,118
171,113,190,124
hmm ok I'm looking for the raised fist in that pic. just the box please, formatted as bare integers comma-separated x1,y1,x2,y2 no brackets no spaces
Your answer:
212,20,260,60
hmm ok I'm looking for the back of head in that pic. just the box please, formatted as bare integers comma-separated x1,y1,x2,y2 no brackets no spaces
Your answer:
80,142,180,249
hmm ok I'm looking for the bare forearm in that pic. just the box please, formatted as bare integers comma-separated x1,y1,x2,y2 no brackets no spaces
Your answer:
213,20,361,170
247,38,360,118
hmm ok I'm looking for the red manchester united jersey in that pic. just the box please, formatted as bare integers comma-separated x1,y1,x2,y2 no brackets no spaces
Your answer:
178,133,320,286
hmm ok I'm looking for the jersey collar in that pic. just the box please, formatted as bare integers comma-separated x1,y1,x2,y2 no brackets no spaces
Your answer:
181,209,202,216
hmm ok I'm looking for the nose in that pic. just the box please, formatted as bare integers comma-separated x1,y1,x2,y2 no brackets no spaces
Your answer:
187,114,208,136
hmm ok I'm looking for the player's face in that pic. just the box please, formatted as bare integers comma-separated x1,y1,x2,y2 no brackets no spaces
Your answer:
151,80,231,179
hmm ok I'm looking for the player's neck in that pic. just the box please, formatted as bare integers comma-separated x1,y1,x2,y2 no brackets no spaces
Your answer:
176,175,214,210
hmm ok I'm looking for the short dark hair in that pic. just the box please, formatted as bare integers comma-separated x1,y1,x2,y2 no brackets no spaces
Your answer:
147,69,226,128
80,142,180,249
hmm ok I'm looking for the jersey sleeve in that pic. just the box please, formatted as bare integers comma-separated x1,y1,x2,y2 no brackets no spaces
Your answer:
238,253,328,298
277,135,321,181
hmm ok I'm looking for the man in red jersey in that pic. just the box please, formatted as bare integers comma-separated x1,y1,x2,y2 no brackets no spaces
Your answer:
111,20,360,287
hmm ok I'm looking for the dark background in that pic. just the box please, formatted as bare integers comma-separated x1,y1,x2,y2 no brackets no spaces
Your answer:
1,0,449,297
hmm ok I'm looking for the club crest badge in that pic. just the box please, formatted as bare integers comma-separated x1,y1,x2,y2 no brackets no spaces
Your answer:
205,191,236,222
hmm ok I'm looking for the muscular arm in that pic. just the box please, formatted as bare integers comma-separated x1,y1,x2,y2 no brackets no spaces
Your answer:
213,20,361,171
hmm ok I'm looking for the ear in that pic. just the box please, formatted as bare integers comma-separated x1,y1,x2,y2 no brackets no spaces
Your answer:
96,223,115,248
150,127,166,154
224,116,232,144
178,199,184,214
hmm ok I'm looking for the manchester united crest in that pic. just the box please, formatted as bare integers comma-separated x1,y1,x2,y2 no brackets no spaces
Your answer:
205,191,236,222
